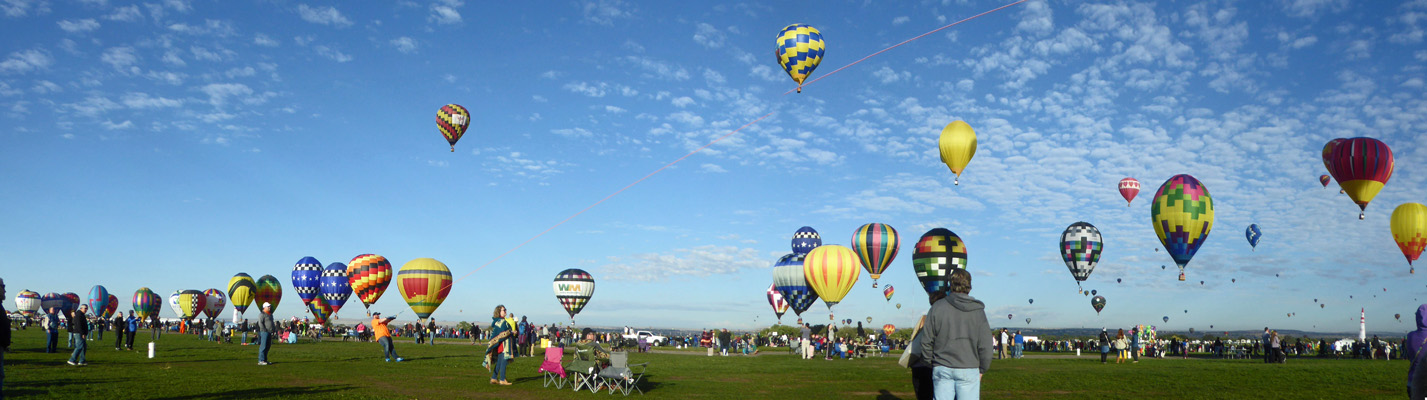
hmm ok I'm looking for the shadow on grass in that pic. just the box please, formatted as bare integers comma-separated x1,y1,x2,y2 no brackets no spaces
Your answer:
876,389,906,400
7,378,125,397
149,384,353,399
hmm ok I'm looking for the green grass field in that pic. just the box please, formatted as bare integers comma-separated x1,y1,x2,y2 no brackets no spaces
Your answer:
2,328,1408,399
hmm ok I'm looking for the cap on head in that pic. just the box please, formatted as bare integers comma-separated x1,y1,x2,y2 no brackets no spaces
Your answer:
263,302,272,309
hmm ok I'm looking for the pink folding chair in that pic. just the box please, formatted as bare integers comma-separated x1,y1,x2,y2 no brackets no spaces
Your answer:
538,346,567,389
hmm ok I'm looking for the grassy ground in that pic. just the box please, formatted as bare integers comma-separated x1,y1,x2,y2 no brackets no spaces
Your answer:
2,328,1407,399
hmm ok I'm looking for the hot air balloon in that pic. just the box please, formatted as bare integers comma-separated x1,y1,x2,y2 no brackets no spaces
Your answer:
168,291,182,318
87,285,110,317
229,273,256,316
1028,298,1034,304
773,253,818,316
1231,278,1236,283
1119,178,1140,206
1321,304,1325,308
102,294,117,319
1200,281,1204,285
896,303,901,309
792,226,822,255
1061,222,1103,289
1324,137,1394,219
938,121,977,185
1397,313,1403,322
292,256,323,306
1117,278,1122,284
1091,289,1097,296
766,284,789,322
913,228,967,295
132,288,160,318
437,104,470,152
307,296,333,325
1392,203,1427,274
398,258,453,321
1246,224,1261,251
866,317,873,324
883,285,895,301
1007,314,1013,320
775,24,824,93
1163,316,1169,323
347,254,393,312
1184,310,1189,313
40,292,64,315
852,223,900,287
1091,296,1106,314
177,290,206,320
15,290,40,317
62,293,79,315
804,245,861,315
1025,318,1031,324
1320,174,1331,188
255,275,282,312
202,289,226,320
319,262,352,315
1151,174,1215,281
883,324,895,336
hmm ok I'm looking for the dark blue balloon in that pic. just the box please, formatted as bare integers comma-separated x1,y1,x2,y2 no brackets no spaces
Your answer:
791,226,821,255
1245,224,1262,250
291,256,323,305
319,262,351,313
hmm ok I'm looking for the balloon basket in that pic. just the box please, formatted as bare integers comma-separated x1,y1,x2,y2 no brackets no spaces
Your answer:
1178,273,1185,281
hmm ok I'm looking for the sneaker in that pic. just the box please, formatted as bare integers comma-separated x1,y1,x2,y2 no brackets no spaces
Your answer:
385,358,391,362
68,361,77,365
396,358,404,362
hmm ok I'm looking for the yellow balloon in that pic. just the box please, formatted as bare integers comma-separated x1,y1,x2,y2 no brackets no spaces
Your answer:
938,120,977,185
397,258,452,321
1391,203,1427,269
802,245,860,311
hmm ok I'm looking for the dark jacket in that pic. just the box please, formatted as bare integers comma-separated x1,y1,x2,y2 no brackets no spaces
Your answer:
1407,305,1427,394
921,293,993,374
0,305,10,348
258,312,277,333
70,311,89,335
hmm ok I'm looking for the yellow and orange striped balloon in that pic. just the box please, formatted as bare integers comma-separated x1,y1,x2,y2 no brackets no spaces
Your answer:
802,245,860,310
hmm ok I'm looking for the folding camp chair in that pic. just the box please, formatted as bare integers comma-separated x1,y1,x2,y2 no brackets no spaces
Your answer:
598,351,648,396
538,346,567,389
566,343,601,393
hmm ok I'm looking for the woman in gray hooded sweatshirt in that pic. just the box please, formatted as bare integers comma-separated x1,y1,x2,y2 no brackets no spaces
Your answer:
922,268,993,399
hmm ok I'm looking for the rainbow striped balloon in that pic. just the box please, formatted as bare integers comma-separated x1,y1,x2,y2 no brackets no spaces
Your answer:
255,275,282,312
132,288,160,318
802,245,861,311
347,254,393,311
307,296,333,325
851,223,900,286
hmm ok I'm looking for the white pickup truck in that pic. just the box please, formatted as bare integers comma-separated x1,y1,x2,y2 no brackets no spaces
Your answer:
621,330,666,346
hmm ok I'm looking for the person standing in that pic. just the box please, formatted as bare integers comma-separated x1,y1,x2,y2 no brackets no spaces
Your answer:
907,289,946,400
1407,304,1427,397
1097,328,1110,364
1270,331,1283,364
485,305,515,386
257,302,275,365
923,269,993,400
800,323,812,360
112,312,125,350
240,319,249,344
372,312,402,362
1114,329,1128,364
998,329,1009,360
42,307,59,353
1130,326,1141,364
1013,331,1024,359
719,328,732,357
124,311,138,350
1261,327,1271,363
67,305,90,366
0,278,9,395
428,318,437,346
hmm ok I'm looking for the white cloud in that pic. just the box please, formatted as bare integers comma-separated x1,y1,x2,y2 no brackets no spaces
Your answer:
671,96,694,107
102,120,134,130
58,19,99,33
161,51,185,66
485,151,566,179
390,37,418,54
100,46,139,72
430,0,462,25
297,4,352,27
0,49,53,74
551,127,593,138
1284,0,1348,18
105,5,141,22
314,45,352,62
254,33,280,47
700,163,727,173
693,23,724,48
600,245,766,281
563,81,607,97
872,66,911,84
624,56,690,80
145,71,185,85
225,66,255,78
121,92,182,108
31,80,60,93
604,105,626,113
2,0,50,17
581,0,631,26
200,83,252,107
893,16,910,25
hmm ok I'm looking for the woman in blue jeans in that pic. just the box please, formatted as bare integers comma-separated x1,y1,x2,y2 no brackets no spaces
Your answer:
485,305,516,386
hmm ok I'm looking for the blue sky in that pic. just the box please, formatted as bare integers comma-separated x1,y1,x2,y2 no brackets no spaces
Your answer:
2,0,1426,334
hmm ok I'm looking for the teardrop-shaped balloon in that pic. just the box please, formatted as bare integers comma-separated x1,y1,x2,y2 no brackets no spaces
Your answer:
228,273,257,315
1163,316,1169,323
554,268,595,320
14,290,40,317
913,228,967,295
1119,178,1140,206
1091,289,1097,295
938,121,977,185
1091,295,1106,314
883,285,895,302
347,254,393,311
292,256,323,306
1116,278,1122,283
775,24,824,93
1324,137,1394,219
202,288,226,320
437,104,470,152
319,262,352,315
883,324,895,336
792,226,822,255
1151,174,1215,281
87,285,110,317
803,245,861,311
766,284,789,322
132,288,160,318
773,253,817,316
1028,298,1034,304
1319,174,1331,188
1245,224,1261,251
397,258,453,321
255,275,283,312
307,296,332,324
103,294,117,319
1391,203,1427,269
177,290,206,320
1061,222,1103,284
851,223,900,285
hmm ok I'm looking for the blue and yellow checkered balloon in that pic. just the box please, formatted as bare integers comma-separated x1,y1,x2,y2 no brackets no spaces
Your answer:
775,24,825,93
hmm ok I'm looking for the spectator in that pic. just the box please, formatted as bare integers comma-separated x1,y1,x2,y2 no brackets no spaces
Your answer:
922,269,992,400
67,305,90,366
257,302,275,365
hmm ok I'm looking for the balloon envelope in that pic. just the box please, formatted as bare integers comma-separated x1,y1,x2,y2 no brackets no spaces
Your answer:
775,24,824,92
15,290,40,317
347,254,393,311
913,228,967,295
307,296,333,325
132,288,160,318
178,290,206,320
1246,224,1262,250
87,285,110,317
1061,222,1103,283
228,273,257,315
292,256,323,306
397,258,453,321
1319,174,1331,188
792,226,822,255
938,121,977,185
102,294,117,319
1119,178,1140,206
202,288,226,320
255,275,283,312
1391,203,1427,267
1151,174,1215,280
851,223,900,283
766,284,789,321
40,292,64,314
803,245,861,310
553,268,595,319
319,262,352,315
437,104,470,151
883,324,895,336
1324,137,1394,218
1091,295,1106,314
883,285,895,301
772,253,818,316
